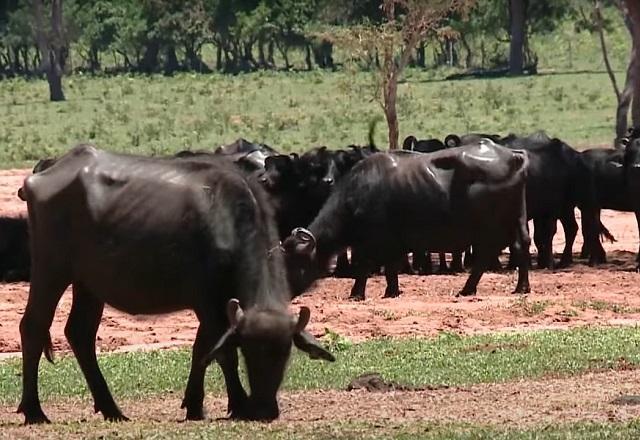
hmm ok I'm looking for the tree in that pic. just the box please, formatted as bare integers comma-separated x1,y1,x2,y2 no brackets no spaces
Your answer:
508,0,525,74
32,0,67,101
339,0,473,149
612,0,640,146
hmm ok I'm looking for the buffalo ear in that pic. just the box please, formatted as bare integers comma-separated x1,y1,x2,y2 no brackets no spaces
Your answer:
282,227,316,256
293,330,336,362
444,134,461,148
265,154,292,172
202,299,244,366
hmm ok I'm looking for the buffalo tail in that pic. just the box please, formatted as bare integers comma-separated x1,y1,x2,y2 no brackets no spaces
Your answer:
44,331,55,364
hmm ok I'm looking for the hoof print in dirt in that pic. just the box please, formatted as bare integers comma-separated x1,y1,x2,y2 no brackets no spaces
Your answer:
346,372,447,393
611,395,640,406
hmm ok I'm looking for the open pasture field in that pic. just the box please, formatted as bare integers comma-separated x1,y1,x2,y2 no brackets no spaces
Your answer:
0,68,627,165
1,26,639,437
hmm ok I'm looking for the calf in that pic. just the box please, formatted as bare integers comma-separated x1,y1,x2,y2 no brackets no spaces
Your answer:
283,142,531,300
17,144,333,424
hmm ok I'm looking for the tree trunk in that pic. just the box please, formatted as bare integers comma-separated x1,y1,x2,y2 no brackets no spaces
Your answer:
616,0,640,145
416,43,426,68
628,0,640,127
164,45,179,75
595,1,620,102
33,0,66,101
384,74,399,150
509,0,526,75
140,39,160,73
305,44,313,71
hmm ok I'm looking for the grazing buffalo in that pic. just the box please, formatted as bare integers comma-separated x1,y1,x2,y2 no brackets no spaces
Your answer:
0,216,30,282
283,141,531,300
17,144,333,424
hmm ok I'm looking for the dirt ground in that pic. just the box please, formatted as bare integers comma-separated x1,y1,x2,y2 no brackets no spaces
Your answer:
3,168,640,433
3,369,640,434
1,168,640,355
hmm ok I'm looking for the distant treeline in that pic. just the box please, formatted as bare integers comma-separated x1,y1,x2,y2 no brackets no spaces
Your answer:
0,0,620,77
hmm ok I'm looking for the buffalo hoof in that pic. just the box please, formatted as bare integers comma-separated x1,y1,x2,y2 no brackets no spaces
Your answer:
383,288,401,298
557,257,572,269
450,264,464,273
183,406,205,421
104,412,130,422
22,411,51,425
456,289,476,297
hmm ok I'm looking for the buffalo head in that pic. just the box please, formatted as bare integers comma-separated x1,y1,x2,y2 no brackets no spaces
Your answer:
204,296,333,420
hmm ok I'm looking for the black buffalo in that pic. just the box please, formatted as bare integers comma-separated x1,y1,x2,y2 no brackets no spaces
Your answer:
577,148,623,263
17,144,333,424
455,131,600,268
402,135,446,153
623,127,640,268
283,141,531,300
0,216,30,282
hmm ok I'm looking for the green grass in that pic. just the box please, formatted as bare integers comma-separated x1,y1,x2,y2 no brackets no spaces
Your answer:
2,326,640,405
4,419,640,439
0,69,625,166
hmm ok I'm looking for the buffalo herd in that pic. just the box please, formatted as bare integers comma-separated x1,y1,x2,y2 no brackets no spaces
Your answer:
5,125,640,424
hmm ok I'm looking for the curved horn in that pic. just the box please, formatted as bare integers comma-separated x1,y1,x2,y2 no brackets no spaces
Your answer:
294,306,311,333
226,298,244,327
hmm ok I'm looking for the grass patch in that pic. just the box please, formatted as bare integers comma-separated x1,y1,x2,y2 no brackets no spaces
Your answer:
0,69,626,165
511,297,553,317
573,300,637,314
2,326,640,405
3,419,640,439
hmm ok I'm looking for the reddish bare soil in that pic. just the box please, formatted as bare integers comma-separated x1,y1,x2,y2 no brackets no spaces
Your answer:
1,169,640,355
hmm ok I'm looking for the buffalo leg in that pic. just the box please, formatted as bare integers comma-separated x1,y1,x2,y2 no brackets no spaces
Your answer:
349,248,371,301
333,251,351,278
558,208,578,268
415,251,432,275
181,320,218,420
512,222,532,294
450,251,464,273
437,252,449,273
217,346,249,418
399,253,414,275
18,273,69,424
65,284,127,421
458,259,485,296
463,246,473,269
383,260,401,298
635,211,640,271
533,217,556,269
